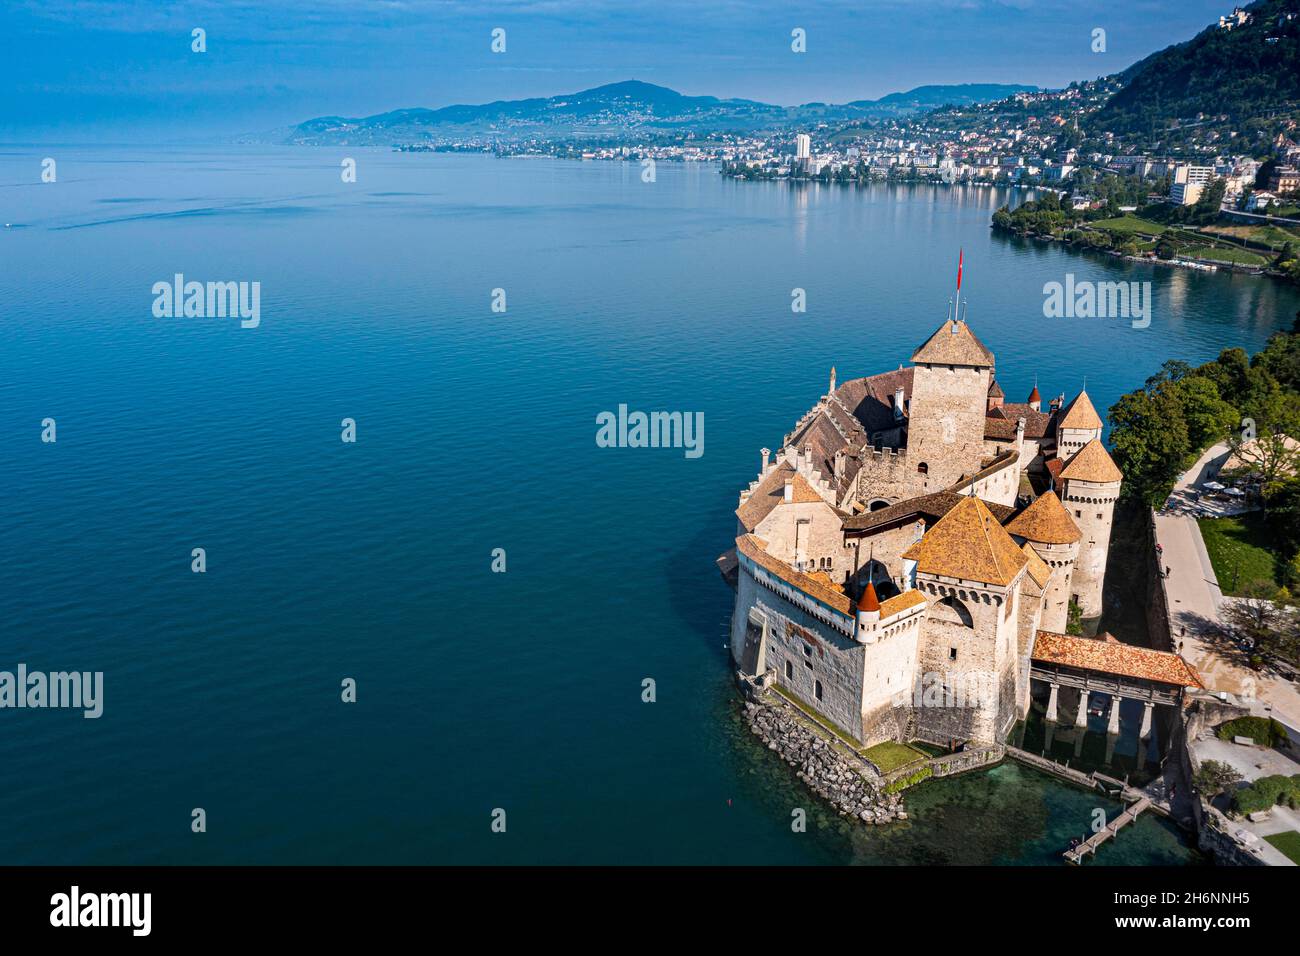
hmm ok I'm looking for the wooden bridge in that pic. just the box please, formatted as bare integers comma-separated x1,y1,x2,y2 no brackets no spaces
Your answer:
1004,748,1158,864
1063,797,1152,864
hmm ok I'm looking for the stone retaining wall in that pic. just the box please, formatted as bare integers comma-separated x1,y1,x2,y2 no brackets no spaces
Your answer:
743,699,907,825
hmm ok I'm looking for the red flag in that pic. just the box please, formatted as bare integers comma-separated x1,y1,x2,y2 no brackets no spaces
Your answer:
957,249,963,292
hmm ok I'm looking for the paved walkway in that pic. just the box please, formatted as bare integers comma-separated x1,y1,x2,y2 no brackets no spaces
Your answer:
1155,444,1300,729
1162,442,1251,517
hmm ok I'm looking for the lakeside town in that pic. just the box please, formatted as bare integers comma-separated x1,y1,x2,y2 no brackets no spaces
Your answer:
391,8,1300,282
402,85,1300,282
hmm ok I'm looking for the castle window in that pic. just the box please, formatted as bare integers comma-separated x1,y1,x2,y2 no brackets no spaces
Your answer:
785,660,794,680
815,680,824,701
949,647,957,661
1096,512,1102,520
802,643,812,658
1075,510,1082,518
917,462,929,475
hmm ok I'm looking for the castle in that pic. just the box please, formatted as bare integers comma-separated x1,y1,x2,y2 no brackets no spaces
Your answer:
725,308,1126,748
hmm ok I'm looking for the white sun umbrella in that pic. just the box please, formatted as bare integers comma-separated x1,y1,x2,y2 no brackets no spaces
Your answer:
1203,481,1226,491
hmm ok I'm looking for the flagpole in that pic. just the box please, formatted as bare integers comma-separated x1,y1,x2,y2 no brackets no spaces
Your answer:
954,249,963,326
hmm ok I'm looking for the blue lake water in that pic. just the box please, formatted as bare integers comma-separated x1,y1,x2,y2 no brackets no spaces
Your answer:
2,145,1295,864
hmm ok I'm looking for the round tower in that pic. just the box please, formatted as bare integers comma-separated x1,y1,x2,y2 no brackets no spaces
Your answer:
1004,490,1082,632
855,580,881,644
1056,390,1104,459
1056,440,1123,619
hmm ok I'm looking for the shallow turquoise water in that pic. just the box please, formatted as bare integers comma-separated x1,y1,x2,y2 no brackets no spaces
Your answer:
1,146,1287,863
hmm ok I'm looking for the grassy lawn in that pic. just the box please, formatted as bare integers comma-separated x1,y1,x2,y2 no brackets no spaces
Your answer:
1198,512,1281,595
863,740,928,773
1181,245,1268,267
1092,215,1166,236
1264,831,1300,865
1203,224,1300,250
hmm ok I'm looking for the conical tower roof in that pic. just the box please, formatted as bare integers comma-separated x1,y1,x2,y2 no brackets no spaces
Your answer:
1059,390,1103,430
902,495,1027,586
857,580,880,613
1059,439,1123,483
1005,490,1081,544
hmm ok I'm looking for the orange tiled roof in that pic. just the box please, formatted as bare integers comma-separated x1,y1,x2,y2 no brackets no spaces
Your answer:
857,580,880,612
1058,390,1103,430
1020,543,1052,588
902,495,1028,586
880,590,927,617
785,473,827,504
1005,490,1081,544
1060,439,1123,484
1033,630,1204,688
736,534,853,615
737,535,928,623
911,320,995,368
736,462,795,531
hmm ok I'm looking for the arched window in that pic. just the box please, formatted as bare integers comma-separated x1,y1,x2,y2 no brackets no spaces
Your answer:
917,462,929,475
938,595,974,628
869,499,891,512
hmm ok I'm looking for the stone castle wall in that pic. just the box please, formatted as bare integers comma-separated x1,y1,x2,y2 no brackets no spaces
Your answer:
732,568,866,740
905,363,992,491
1062,478,1120,618
853,446,920,507
911,577,1021,745
1030,539,1079,633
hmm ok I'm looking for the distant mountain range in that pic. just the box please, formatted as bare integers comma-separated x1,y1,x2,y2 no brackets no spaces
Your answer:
1090,0,1300,136
276,80,1037,145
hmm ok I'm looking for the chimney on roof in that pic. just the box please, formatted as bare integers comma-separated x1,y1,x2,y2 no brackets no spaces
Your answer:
828,365,837,395
834,449,846,480
783,480,794,504
893,387,906,421
761,447,771,473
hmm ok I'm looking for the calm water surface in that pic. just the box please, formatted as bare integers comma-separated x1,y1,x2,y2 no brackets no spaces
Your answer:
3,146,1293,864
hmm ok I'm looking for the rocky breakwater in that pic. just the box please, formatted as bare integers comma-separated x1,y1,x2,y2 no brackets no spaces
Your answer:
744,700,906,825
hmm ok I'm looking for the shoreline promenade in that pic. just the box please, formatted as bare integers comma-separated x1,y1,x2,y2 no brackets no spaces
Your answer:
1154,442,1300,731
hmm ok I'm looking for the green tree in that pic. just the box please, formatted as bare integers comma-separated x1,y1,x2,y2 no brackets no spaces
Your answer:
1145,359,1193,389
1108,385,1191,507
1189,178,1227,226
1222,580,1300,666
1175,376,1239,451
1193,760,1243,800
1232,383,1300,494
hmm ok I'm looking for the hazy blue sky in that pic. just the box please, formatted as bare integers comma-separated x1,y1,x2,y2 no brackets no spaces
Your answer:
3,0,1236,140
